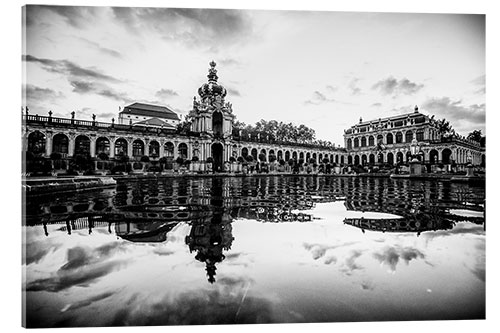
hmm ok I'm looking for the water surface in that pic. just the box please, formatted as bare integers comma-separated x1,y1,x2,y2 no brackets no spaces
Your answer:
23,176,485,327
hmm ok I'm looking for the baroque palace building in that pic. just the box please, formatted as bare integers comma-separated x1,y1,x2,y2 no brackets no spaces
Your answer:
22,61,485,174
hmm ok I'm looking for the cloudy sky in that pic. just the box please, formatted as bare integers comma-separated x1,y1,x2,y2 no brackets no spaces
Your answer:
23,5,485,145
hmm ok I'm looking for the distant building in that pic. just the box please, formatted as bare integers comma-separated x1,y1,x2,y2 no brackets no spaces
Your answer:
343,106,485,167
118,102,180,129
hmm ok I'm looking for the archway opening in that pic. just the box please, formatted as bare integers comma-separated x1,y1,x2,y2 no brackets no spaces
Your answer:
212,143,224,172
212,111,223,138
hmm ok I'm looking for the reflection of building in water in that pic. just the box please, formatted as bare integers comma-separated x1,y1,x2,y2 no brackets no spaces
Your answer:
114,221,179,242
343,216,455,235
185,210,234,284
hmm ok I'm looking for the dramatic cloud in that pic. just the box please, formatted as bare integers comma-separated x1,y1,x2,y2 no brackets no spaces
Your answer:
23,55,121,83
373,246,425,272
341,250,364,275
25,243,128,292
421,97,485,124
348,78,362,96
26,5,100,28
372,76,424,97
23,84,64,103
111,7,253,49
155,88,179,100
69,79,132,103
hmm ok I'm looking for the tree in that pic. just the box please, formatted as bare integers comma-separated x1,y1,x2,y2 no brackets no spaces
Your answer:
437,118,455,137
467,130,485,146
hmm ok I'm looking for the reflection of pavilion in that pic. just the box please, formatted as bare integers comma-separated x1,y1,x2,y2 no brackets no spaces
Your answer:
185,210,234,283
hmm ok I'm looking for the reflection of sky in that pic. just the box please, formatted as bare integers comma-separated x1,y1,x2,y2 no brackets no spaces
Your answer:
23,201,485,327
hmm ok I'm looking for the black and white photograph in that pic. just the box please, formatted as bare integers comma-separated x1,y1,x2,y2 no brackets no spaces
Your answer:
14,0,494,330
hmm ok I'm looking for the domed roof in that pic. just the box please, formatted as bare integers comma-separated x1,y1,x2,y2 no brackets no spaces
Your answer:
198,61,227,99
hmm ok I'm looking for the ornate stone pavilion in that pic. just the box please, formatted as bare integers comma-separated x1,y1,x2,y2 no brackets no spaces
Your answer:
343,107,485,168
22,61,485,174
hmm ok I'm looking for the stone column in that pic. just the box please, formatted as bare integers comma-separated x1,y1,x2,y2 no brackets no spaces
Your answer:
127,139,133,157
159,143,165,158
89,137,96,158
45,133,53,157
68,135,75,156
109,139,115,158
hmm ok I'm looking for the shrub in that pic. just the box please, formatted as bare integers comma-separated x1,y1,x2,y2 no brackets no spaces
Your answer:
140,155,150,163
229,156,236,163
97,152,109,160
237,156,245,163
269,154,277,163
184,159,191,166
279,159,286,166
176,157,185,165
206,157,214,163
322,158,329,164
245,155,254,162
159,156,168,164
258,153,266,162
288,159,295,166
192,156,199,162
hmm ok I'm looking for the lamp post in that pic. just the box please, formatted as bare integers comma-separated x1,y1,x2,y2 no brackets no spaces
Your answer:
409,136,422,176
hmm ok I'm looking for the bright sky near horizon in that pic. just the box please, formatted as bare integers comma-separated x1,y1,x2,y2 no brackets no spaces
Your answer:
23,6,485,145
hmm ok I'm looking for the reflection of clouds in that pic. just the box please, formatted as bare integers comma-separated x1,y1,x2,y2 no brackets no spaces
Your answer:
341,250,364,275
422,224,484,240
61,291,115,313
468,240,485,282
373,246,425,272
303,241,358,261
109,276,277,326
26,242,128,292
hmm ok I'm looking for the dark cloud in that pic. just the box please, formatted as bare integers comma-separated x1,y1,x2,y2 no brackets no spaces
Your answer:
372,76,424,97
373,246,425,272
155,88,179,100
111,7,253,49
23,55,121,83
69,79,132,103
23,84,64,103
26,5,99,28
421,97,485,124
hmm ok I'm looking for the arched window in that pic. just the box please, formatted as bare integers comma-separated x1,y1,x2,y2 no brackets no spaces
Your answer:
251,148,258,160
387,152,394,165
442,148,452,164
416,130,424,141
27,131,46,154
386,133,394,144
241,147,249,157
361,137,367,147
396,132,403,143
277,150,283,160
212,111,223,137
285,151,290,161
96,137,110,155
149,141,160,157
377,134,383,144
115,138,128,156
353,138,359,148
405,131,413,143
429,149,439,164
368,136,374,146
347,138,352,149
53,134,69,154
178,143,188,159
132,140,144,157
165,142,174,156
75,135,90,155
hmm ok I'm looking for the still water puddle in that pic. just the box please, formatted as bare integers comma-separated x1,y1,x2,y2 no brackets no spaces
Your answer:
23,176,485,327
